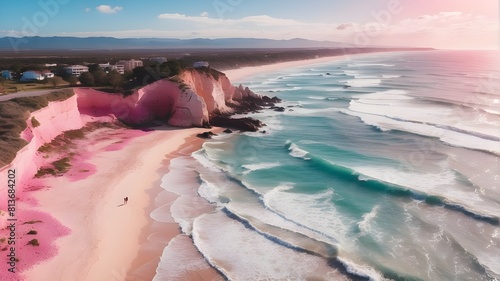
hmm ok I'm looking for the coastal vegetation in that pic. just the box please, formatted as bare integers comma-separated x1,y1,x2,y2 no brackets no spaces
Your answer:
27,239,40,246
35,157,71,178
0,89,74,167
31,116,40,127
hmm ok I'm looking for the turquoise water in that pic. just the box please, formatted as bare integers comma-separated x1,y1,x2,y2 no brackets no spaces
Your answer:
159,50,500,280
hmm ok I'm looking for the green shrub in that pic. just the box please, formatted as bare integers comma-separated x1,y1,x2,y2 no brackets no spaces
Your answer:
35,167,57,178
31,117,41,127
52,157,71,172
63,129,85,140
27,230,37,235
0,89,75,167
27,239,39,246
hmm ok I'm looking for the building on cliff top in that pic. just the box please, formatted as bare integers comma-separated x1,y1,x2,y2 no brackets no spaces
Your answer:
20,70,44,81
99,63,125,74
193,61,210,68
64,65,89,77
116,59,143,72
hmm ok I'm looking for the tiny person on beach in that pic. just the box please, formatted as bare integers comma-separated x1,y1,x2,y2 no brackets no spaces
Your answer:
124,197,128,204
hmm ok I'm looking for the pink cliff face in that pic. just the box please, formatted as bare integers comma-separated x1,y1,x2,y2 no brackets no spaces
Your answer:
180,70,234,114
0,70,241,211
0,70,244,278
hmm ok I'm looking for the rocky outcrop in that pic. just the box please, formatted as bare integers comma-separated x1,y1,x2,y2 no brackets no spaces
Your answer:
0,67,281,199
210,116,265,132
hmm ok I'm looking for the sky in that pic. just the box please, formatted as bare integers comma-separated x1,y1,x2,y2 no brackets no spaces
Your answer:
0,0,498,49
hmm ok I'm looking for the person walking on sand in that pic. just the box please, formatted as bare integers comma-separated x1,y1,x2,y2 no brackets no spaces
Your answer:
124,197,128,205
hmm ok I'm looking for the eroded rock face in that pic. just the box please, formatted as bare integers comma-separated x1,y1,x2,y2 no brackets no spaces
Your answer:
1,67,280,189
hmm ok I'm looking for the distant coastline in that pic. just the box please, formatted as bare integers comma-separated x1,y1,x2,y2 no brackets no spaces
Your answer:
0,48,432,280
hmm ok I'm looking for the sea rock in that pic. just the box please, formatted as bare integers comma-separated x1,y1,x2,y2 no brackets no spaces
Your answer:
223,128,233,134
210,116,264,132
197,131,217,139
271,106,285,112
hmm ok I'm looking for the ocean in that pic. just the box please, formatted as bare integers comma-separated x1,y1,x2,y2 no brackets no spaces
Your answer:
155,50,500,281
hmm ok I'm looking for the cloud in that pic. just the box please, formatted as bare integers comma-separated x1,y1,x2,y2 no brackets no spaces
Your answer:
158,13,300,26
158,13,221,24
96,5,123,14
336,23,353,30
0,30,23,37
54,11,497,49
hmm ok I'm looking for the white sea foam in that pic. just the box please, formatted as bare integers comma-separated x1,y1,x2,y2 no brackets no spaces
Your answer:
340,78,382,87
357,205,380,236
170,195,214,234
268,86,302,92
191,149,223,172
286,140,311,160
337,257,387,281
263,186,352,246
241,162,281,174
192,212,350,281
153,235,223,281
352,164,500,219
347,63,395,67
382,74,402,78
197,177,222,205
346,89,500,154
406,202,500,280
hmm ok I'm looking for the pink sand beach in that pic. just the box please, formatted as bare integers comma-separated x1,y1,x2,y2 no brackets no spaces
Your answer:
0,55,356,281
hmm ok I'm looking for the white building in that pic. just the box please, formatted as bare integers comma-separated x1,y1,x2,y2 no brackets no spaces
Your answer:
20,71,44,81
64,65,89,77
193,61,209,68
116,59,143,72
99,63,124,74
42,70,54,79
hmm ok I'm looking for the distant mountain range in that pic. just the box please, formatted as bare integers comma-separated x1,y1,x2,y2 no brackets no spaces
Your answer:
0,36,355,51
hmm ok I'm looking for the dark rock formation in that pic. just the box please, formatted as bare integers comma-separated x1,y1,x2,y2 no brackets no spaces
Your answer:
197,131,217,139
270,106,285,112
210,116,264,132
223,128,233,134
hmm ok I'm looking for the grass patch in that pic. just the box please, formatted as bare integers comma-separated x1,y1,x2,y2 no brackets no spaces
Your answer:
35,167,57,178
27,239,39,246
63,129,85,140
27,230,37,235
23,220,42,225
31,116,41,127
38,122,123,154
0,89,75,167
35,157,71,178
52,157,71,172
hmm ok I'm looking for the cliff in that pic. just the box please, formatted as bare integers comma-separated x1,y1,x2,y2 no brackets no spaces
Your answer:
0,68,274,225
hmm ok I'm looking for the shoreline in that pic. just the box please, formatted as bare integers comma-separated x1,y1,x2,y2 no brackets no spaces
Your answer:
224,52,376,82
16,50,396,280
22,126,217,281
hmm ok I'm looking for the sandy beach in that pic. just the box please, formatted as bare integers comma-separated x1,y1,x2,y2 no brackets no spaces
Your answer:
224,54,356,82
18,53,361,281
21,126,220,281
